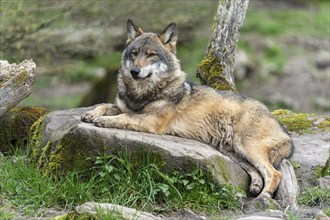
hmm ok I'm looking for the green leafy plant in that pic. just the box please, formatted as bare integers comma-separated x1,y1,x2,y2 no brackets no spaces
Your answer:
92,149,244,212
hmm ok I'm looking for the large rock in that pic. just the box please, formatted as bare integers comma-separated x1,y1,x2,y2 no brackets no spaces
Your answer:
29,106,249,190
290,132,330,190
291,133,329,167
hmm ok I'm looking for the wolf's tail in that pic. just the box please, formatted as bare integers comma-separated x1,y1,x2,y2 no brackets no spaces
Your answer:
269,138,294,167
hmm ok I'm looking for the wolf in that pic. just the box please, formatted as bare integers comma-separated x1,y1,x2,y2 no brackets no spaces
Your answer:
81,19,293,203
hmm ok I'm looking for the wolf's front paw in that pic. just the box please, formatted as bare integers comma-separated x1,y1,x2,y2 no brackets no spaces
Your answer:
93,116,114,128
249,176,263,196
81,111,99,123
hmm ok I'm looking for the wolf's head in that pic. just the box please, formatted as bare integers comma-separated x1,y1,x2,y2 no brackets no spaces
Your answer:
120,19,183,84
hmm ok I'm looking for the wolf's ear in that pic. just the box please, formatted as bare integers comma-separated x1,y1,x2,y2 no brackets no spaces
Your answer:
159,22,178,54
127,19,143,44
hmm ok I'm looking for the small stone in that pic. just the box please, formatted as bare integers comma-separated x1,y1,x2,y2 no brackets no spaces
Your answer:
181,209,207,220
237,210,287,220
76,202,161,220
317,176,330,191
315,50,330,70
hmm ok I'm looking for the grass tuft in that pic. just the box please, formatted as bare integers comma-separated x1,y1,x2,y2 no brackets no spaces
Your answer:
298,186,330,207
0,148,243,217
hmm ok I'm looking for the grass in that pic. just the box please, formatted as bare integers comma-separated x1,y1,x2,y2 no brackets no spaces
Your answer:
0,152,95,215
324,208,330,217
298,186,330,208
0,148,243,218
95,208,127,220
242,2,330,38
0,209,15,219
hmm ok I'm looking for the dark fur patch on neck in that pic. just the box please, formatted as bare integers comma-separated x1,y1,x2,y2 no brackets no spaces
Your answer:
118,83,185,112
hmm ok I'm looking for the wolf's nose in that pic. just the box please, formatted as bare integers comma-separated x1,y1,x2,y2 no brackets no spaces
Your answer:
130,67,140,76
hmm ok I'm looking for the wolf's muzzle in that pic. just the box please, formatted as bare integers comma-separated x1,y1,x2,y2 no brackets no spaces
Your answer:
130,67,152,80
130,67,141,77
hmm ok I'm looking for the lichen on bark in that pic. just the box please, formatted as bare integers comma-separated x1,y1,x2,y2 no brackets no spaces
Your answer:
196,50,235,92
196,0,249,92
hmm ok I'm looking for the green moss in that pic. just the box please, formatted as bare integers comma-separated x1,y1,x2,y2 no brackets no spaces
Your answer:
196,51,237,92
60,136,94,173
215,156,229,182
272,109,291,116
216,156,249,191
53,211,98,220
291,161,301,170
272,109,330,133
37,141,51,171
47,144,64,174
0,107,47,154
29,114,47,161
204,155,248,193
13,70,29,85
318,118,330,132
41,141,76,174
278,113,312,132
52,214,68,220
28,113,78,175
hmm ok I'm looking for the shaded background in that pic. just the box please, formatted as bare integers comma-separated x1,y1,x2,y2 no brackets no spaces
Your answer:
1,0,329,114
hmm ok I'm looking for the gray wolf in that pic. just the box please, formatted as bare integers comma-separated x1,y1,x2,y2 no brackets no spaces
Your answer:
81,19,294,203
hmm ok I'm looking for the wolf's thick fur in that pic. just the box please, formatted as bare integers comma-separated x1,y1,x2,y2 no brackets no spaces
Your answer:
81,19,293,199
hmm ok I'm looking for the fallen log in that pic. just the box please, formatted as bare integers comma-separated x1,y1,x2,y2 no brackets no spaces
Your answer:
0,59,36,117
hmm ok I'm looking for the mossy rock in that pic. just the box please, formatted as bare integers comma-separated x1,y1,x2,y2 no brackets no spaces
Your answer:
28,106,249,191
0,106,48,154
272,109,330,133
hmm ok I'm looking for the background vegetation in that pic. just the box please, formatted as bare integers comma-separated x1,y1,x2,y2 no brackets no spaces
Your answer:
1,0,329,113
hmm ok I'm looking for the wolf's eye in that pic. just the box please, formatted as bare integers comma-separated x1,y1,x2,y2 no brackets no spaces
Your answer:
146,50,157,57
131,49,138,56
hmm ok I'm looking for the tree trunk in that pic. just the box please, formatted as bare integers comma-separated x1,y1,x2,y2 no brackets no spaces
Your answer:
196,0,249,92
0,59,36,117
